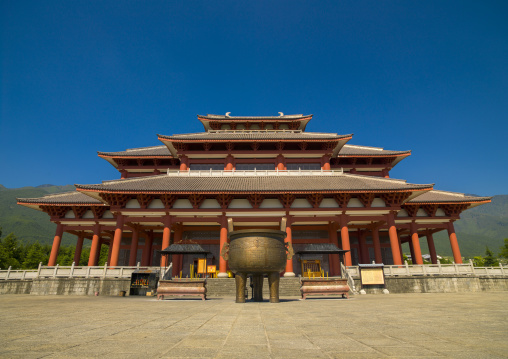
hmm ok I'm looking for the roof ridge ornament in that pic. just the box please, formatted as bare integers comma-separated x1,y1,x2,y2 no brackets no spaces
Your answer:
278,112,284,116
225,112,231,117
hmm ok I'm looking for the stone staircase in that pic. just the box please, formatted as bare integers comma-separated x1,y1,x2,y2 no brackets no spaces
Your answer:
206,277,301,297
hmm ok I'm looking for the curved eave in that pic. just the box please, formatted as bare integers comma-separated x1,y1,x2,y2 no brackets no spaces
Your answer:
390,152,411,167
406,198,491,209
338,151,411,158
17,201,107,212
98,152,172,159
97,153,119,168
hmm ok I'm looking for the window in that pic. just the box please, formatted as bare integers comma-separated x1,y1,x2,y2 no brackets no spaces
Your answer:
286,163,321,170
190,164,224,171
236,163,274,170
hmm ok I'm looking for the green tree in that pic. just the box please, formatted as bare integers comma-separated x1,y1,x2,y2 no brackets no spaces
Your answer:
472,256,485,267
22,242,49,269
0,233,23,269
98,246,109,266
499,238,508,259
484,247,498,267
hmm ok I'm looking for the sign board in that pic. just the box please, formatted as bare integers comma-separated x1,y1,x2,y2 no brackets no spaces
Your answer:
360,267,385,285
197,258,207,274
207,265,216,274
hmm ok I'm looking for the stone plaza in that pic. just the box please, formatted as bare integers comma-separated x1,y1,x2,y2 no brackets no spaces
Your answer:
0,292,506,358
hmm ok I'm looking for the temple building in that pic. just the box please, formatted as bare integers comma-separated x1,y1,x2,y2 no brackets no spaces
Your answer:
17,113,491,277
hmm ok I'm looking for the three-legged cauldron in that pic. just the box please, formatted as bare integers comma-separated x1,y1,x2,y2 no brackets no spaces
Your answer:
223,229,291,303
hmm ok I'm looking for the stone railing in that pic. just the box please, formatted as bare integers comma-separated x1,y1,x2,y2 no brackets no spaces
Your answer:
341,262,358,294
166,169,344,177
0,263,160,280
346,260,506,278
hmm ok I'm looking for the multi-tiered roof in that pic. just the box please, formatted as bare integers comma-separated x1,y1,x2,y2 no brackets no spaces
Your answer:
17,113,491,268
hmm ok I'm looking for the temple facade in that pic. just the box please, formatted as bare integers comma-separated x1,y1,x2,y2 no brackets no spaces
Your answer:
18,113,491,277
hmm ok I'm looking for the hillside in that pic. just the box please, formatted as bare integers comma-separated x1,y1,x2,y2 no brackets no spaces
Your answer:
0,184,506,257
0,184,76,246
430,195,508,257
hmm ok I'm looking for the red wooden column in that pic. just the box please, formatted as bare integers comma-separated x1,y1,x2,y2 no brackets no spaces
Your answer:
179,155,189,171
426,231,438,264
387,212,403,265
128,226,140,266
88,225,101,266
73,232,85,265
284,217,295,277
447,221,463,264
218,216,229,278
276,155,286,170
110,214,124,266
160,216,172,267
328,222,339,276
225,155,234,171
410,222,423,264
48,223,64,266
339,215,352,267
372,227,383,264
321,155,331,170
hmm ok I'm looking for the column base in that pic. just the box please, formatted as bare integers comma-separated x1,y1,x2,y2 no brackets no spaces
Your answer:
217,272,229,278
283,272,295,277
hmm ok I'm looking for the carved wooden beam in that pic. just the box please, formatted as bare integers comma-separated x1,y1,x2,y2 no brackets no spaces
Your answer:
72,206,88,219
278,193,295,208
137,194,153,209
442,203,469,217
99,193,130,207
306,193,324,208
216,194,233,209
358,193,375,208
40,205,68,218
188,194,205,209
91,206,107,219
247,193,264,209
333,193,351,208
160,194,177,209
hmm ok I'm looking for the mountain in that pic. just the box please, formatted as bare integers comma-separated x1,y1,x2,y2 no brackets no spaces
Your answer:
0,184,506,257
430,195,508,257
0,184,76,245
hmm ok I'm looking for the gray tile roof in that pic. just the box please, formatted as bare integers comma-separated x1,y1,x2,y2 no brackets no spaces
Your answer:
158,131,351,141
408,190,491,204
98,146,172,157
75,174,432,193
17,191,105,205
198,114,311,120
98,143,409,158
339,144,411,156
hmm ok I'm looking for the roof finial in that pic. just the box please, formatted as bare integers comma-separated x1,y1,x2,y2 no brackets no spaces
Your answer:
278,112,284,116
225,112,231,117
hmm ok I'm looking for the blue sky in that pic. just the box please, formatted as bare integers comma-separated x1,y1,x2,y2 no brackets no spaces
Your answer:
1,1,507,195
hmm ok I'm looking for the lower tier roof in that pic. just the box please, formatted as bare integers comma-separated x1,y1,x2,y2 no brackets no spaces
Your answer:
74,172,433,195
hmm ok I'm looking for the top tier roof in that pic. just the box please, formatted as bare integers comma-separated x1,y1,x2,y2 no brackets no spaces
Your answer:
198,113,313,131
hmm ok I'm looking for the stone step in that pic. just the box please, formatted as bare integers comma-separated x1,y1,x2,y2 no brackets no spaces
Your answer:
206,277,301,297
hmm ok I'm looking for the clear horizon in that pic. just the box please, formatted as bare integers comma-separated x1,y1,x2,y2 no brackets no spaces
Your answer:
1,1,507,196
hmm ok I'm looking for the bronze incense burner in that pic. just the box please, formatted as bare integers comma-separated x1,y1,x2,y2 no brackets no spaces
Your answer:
222,229,292,303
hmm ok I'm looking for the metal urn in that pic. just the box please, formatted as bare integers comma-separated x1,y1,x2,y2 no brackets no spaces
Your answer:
222,227,293,303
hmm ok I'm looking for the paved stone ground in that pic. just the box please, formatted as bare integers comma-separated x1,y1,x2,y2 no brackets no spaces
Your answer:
0,292,507,359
